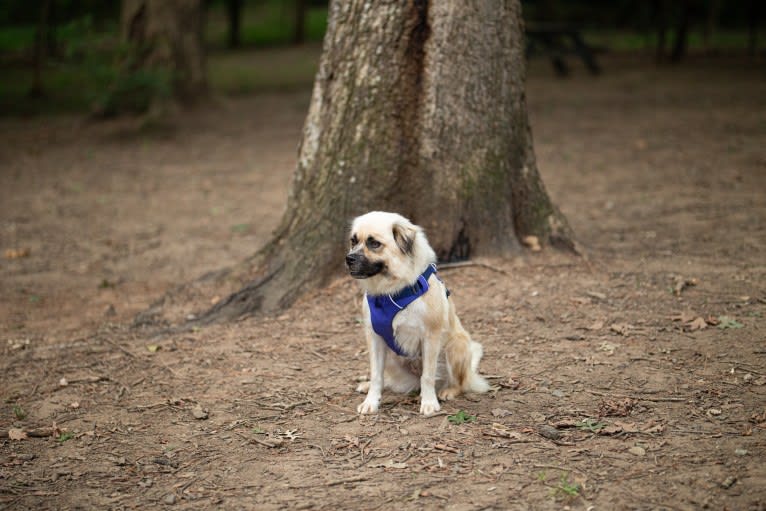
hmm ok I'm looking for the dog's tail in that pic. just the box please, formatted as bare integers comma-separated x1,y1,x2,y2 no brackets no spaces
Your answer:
466,341,490,393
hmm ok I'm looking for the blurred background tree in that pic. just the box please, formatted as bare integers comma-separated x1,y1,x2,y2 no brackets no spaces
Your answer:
0,0,761,116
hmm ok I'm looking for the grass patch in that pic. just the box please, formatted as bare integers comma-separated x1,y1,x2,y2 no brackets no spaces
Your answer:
13,405,26,420
576,418,606,433
552,472,581,499
447,410,476,425
57,431,75,443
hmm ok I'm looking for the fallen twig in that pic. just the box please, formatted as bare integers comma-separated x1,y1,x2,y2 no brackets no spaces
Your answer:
1,427,56,439
101,337,137,358
289,476,369,489
585,389,686,403
439,261,508,275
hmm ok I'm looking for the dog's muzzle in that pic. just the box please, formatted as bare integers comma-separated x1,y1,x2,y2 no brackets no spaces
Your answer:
346,252,384,279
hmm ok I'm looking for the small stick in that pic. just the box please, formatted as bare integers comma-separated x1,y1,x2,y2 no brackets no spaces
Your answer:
1,427,55,439
101,337,137,358
585,389,686,402
438,261,508,275
289,476,369,489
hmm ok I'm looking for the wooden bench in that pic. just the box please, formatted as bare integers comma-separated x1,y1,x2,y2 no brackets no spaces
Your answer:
526,23,604,76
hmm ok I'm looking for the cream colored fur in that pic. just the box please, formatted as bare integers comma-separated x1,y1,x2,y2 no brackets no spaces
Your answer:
348,211,490,416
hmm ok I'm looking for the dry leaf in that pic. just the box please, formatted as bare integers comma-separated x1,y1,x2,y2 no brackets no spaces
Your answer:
673,276,698,296
522,235,541,252
490,423,524,439
586,320,605,331
600,424,622,435
8,428,27,440
491,408,512,418
598,341,618,355
3,248,30,259
642,422,665,434
613,420,639,433
610,323,632,336
687,317,707,331
670,311,696,323
598,397,636,417
705,316,720,326
628,445,646,456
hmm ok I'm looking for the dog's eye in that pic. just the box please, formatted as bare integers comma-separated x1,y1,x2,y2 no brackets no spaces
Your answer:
350,235,358,246
366,237,381,250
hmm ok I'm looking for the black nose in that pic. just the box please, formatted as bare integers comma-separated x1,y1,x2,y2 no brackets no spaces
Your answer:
345,253,358,266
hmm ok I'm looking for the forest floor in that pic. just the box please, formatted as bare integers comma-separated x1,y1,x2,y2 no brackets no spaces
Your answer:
1,54,765,510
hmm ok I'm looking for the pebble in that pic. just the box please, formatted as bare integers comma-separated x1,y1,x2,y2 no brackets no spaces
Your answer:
538,425,561,440
191,404,208,420
163,494,176,505
721,476,737,489
734,448,748,456
628,446,646,456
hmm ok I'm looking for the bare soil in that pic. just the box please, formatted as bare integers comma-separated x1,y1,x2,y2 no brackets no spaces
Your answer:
1,55,765,510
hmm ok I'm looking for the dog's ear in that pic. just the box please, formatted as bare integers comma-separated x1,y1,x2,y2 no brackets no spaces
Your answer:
392,222,416,255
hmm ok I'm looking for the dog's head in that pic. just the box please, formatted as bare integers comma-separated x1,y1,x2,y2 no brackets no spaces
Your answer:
346,211,436,295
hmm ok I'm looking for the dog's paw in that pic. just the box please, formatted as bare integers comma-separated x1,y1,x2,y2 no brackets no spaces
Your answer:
355,381,370,393
419,398,441,416
437,386,461,401
357,398,379,414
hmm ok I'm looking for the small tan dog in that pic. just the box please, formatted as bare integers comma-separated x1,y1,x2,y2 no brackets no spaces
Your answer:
345,211,489,416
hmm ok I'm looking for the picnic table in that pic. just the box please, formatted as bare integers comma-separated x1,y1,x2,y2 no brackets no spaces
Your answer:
525,23,603,76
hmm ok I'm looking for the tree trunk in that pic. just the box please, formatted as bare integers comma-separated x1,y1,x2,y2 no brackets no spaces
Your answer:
293,0,307,45
226,0,243,48
143,0,573,325
30,0,51,98
748,0,760,57
670,0,690,63
120,0,207,104
653,0,667,63
703,0,721,53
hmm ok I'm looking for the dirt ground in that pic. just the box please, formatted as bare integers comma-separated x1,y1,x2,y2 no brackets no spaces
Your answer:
1,54,765,510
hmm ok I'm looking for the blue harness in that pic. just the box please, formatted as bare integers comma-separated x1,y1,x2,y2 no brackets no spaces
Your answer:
365,263,448,357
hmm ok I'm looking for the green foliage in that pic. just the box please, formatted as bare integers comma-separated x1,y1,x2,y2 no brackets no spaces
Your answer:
94,68,171,117
447,410,476,425
717,316,743,329
576,418,606,433
13,405,26,420
57,432,75,443
205,0,328,48
553,473,581,498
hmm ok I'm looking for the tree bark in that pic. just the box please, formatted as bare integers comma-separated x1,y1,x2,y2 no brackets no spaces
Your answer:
120,0,207,104
293,0,307,45
670,0,690,63
226,0,243,48
30,0,51,98
142,0,573,325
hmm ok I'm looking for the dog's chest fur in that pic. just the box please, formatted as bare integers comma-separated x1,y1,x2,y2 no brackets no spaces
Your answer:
363,295,441,360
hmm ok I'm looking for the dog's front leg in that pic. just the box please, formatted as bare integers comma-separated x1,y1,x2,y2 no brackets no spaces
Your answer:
358,329,386,414
419,333,442,416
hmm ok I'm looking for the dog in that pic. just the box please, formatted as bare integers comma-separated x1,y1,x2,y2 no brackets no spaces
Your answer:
345,211,489,416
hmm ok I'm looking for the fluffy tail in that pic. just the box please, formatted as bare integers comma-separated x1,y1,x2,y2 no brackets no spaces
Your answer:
466,341,490,393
